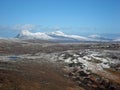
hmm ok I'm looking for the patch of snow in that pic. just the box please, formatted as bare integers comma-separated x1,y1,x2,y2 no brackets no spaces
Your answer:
72,59,78,63
100,63,110,68
18,30,54,40
64,57,72,63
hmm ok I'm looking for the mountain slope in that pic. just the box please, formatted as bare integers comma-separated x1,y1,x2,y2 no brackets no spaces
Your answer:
16,30,89,41
16,30,112,42
47,31,89,41
16,30,54,40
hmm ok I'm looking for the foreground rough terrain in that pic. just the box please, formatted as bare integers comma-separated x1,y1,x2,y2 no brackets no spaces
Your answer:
0,39,120,90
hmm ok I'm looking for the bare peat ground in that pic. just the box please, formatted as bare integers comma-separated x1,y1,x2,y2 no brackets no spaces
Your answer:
0,39,120,90
0,61,81,90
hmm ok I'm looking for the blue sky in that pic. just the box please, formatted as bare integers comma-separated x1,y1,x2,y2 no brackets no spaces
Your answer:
0,0,120,38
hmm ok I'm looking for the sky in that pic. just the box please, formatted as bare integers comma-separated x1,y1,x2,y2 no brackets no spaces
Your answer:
0,0,120,38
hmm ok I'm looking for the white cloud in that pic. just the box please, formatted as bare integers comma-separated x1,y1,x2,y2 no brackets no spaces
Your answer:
13,24,37,31
0,24,40,31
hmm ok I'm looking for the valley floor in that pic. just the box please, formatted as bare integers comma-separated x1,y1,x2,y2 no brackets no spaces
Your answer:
0,39,120,90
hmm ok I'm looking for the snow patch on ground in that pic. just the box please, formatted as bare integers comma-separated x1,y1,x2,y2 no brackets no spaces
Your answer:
58,50,120,73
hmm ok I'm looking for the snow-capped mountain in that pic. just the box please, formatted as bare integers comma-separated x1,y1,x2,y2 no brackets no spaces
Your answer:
16,30,112,42
16,30,54,40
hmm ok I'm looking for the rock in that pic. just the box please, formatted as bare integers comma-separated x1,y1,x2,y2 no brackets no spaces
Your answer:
111,56,118,59
71,76,77,80
82,78,88,84
78,71,88,77
91,84,98,88
72,67,79,73
76,81,82,85
68,72,75,77
104,79,110,88
63,53,73,59
74,76,81,81
68,63,76,67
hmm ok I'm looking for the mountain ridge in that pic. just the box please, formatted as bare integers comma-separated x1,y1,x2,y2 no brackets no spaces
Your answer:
16,30,115,42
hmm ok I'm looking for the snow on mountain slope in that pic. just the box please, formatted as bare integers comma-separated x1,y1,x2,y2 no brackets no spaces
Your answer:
47,31,88,41
17,30,89,41
88,34,101,39
48,31,66,36
16,30,54,40
16,30,111,41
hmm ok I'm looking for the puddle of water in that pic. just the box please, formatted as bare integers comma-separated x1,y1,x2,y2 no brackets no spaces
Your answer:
8,56,20,60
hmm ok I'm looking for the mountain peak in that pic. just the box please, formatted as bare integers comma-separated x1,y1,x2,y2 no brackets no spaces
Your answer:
17,30,54,40
21,30,31,35
48,31,65,36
